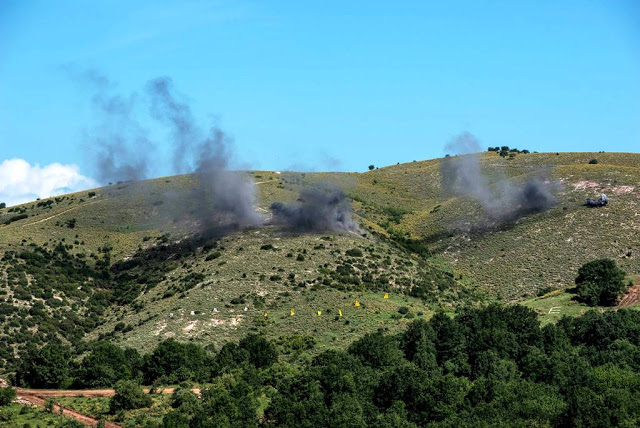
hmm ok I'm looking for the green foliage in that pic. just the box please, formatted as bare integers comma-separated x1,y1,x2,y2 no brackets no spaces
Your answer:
589,158,598,164
109,380,152,413
17,343,72,388
205,251,222,261
274,334,316,354
76,342,142,388
575,258,628,306
6,306,640,426
4,213,28,224
345,248,363,257
0,387,16,406
348,330,403,368
58,419,85,428
238,334,278,368
143,339,213,384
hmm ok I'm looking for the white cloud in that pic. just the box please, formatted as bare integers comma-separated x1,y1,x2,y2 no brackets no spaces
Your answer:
0,159,98,207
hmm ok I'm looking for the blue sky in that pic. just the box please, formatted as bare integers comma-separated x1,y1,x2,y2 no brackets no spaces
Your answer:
1,0,638,187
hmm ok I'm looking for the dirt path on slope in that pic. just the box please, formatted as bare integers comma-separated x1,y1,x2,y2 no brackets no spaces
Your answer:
16,392,120,428
16,387,200,397
17,198,106,228
15,387,200,427
618,281,640,308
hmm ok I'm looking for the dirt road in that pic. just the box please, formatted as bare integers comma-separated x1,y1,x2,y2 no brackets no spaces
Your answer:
14,386,200,427
16,392,120,428
16,386,200,397
11,198,106,229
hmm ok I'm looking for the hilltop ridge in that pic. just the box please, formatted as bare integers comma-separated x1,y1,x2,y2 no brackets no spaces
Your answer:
0,151,637,365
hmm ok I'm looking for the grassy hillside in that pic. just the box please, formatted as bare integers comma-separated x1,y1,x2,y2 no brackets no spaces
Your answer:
0,151,637,368
354,151,639,299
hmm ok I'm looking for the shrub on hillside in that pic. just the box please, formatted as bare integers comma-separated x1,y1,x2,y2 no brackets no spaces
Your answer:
575,258,628,306
109,380,152,413
589,159,598,164
346,248,363,257
205,251,222,261
0,387,16,406
4,213,28,225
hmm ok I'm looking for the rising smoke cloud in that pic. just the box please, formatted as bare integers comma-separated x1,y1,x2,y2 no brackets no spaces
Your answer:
73,69,154,183
270,186,360,233
73,70,357,236
439,132,559,224
146,77,263,231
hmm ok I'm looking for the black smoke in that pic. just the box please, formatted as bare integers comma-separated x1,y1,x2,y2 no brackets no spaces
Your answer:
73,69,153,183
439,132,559,223
145,77,263,230
72,70,358,236
270,187,360,233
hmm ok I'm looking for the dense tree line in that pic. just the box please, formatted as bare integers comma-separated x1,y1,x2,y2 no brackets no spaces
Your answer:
11,304,640,426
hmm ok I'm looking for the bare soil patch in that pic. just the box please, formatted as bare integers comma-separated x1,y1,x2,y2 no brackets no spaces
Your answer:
618,281,640,308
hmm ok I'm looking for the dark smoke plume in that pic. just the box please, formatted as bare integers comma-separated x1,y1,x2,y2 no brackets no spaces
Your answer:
439,132,559,223
270,186,360,233
74,69,153,183
146,77,198,174
145,77,263,230
73,70,357,236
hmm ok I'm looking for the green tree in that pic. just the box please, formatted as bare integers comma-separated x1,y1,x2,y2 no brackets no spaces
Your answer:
349,330,403,369
264,377,330,427
238,334,278,368
58,419,85,428
78,342,141,387
329,392,366,428
214,342,250,374
377,401,418,428
200,377,259,427
109,380,152,413
17,344,72,388
163,411,191,427
169,387,202,423
575,259,628,306
0,387,16,406
143,339,212,384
